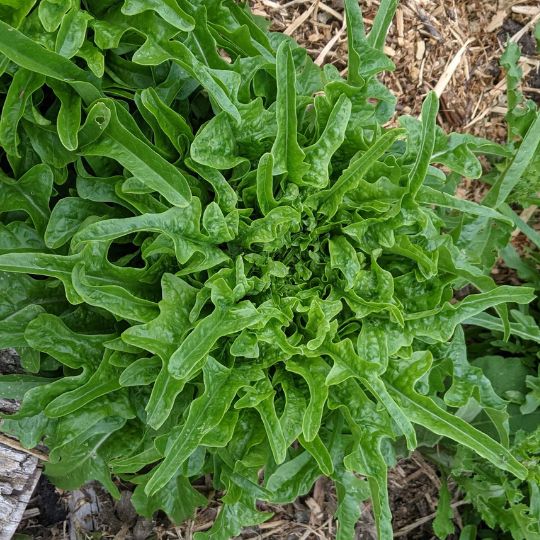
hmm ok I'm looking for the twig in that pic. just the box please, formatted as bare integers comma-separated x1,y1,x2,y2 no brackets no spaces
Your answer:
191,521,213,532
318,1,343,21
510,10,540,44
469,90,484,121
284,0,319,36
396,7,404,45
258,519,288,530
0,434,49,462
112,523,131,540
315,20,346,66
433,39,474,98
518,201,540,225
298,522,327,540
464,60,533,129
411,452,441,489
463,106,495,129
260,0,281,9
511,204,538,239
259,525,288,539
393,500,470,537
324,516,333,537
277,0,307,8
512,6,540,16
22,507,40,520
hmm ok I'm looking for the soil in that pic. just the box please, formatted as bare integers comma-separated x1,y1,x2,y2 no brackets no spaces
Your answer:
21,477,67,533
15,453,452,540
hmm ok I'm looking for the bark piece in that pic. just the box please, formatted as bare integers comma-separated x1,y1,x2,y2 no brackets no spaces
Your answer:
0,441,41,540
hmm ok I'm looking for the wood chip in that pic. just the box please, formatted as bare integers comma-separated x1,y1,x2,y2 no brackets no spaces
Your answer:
384,45,397,57
260,0,281,9
418,55,427,87
408,1,443,40
512,5,540,16
306,496,323,525
433,39,474,98
486,10,507,33
396,7,405,39
416,39,426,60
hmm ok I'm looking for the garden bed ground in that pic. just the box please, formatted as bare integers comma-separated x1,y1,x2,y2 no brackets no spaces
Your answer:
4,0,540,539
250,0,540,136
13,453,450,540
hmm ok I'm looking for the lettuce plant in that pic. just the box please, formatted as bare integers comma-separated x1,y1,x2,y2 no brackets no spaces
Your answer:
428,45,540,539
0,1,537,538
